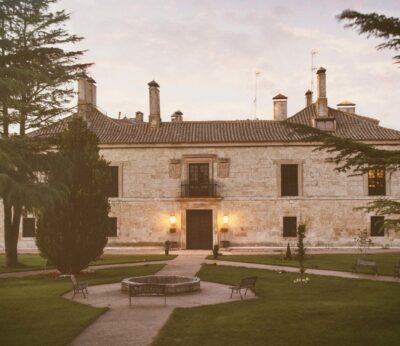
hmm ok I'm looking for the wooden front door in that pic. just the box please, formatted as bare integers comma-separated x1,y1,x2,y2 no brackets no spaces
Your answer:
186,210,213,250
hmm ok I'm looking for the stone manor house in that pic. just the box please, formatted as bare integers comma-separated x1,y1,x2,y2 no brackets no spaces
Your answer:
1,67,400,250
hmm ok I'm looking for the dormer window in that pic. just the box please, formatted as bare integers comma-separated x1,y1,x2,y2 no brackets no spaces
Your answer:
314,117,336,131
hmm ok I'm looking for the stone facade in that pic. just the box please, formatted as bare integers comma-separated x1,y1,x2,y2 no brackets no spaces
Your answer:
2,70,400,250
1,143,400,250
101,144,400,248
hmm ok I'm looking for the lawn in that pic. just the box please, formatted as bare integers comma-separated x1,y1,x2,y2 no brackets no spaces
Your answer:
154,264,400,346
0,254,175,274
208,252,400,276
0,264,164,346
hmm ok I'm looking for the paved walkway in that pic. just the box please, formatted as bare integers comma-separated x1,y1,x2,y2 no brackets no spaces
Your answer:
206,259,400,283
68,253,255,346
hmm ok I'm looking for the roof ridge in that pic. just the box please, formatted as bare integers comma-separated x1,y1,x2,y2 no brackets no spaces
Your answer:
328,107,380,125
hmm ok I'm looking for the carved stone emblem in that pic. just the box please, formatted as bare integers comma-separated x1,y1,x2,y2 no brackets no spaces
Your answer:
217,158,230,178
169,159,182,179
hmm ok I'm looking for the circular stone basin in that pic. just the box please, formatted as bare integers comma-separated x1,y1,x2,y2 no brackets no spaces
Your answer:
121,275,201,295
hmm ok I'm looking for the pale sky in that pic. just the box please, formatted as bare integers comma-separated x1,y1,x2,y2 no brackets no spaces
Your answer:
62,0,400,129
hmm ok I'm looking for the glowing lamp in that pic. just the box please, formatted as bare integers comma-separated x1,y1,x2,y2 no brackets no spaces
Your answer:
221,215,229,232
169,215,177,233
169,215,177,225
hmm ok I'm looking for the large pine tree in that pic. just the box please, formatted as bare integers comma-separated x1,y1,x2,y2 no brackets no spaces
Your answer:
0,136,67,268
0,0,90,267
36,117,110,275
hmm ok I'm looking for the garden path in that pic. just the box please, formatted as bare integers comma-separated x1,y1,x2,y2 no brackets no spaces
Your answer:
205,259,400,283
68,253,255,346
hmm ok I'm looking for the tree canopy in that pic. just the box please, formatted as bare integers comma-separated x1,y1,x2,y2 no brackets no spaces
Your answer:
0,0,91,135
290,123,400,230
0,0,90,267
337,9,400,64
36,117,111,274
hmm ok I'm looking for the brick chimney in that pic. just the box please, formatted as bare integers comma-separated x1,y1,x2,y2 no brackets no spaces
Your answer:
148,80,161,127
337,100,356,114
305,90,313,107
272,94,288,121
78,76,96,120
171,110,183,122
316,67,328,117
135,111,144,123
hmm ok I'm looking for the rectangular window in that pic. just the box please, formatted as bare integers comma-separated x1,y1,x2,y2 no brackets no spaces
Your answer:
188,163,210,197
371,216,385,237
281,164,298,196
106,166,119,197
283,217,297,237
107,217,118,237
22,218,35,238
368,168,386,196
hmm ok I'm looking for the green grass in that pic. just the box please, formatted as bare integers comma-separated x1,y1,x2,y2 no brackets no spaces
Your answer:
154,264,400,346
208,252,400,276
0,254,175,274
0,264,164,346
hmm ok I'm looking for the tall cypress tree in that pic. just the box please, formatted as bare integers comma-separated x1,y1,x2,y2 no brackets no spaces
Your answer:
36,117,110,275
0,0,90,267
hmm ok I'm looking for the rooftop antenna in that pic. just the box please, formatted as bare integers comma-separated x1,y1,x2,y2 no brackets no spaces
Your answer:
254,71,261,119
310,49,318,93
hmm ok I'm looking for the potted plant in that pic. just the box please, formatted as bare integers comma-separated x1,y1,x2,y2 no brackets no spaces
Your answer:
164,240,170,255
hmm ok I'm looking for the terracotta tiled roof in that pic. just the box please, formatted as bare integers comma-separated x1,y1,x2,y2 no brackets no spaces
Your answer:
29,104,400,144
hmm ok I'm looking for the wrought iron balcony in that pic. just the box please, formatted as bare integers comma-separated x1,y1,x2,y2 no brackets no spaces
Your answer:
181,182,219,198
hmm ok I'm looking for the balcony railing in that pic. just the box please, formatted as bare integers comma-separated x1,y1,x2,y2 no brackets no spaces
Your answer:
181,182,219,198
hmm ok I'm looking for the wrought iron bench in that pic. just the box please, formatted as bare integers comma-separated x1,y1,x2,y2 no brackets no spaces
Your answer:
352,258,378,275
230,276,257,300
70,275,89,298
129,284,167,307
394,260,400,277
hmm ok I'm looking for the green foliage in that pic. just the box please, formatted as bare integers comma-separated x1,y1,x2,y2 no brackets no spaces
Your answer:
0,0,91,135
0,136,66,267
354,229,372,254
36,117,111,274
289,123,400,175
290,123,400,229
155,265,400,346
0,0,90,268
361,199,400,229
0,265,163,346
285,242,292,260
297,224,306,275
207,253,400,276
337,10,400,64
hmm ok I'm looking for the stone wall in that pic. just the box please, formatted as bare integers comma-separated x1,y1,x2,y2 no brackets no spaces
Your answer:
1,143,400,250
102,144,400,248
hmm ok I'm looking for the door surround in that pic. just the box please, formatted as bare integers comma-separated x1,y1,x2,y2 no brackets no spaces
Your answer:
179,201,220,249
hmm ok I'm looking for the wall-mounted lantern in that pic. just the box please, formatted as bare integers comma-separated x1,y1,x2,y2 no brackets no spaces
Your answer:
221,215,229,233
169,215,177,233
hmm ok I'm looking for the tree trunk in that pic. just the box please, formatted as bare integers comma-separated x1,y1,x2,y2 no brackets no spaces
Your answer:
4,200,21,268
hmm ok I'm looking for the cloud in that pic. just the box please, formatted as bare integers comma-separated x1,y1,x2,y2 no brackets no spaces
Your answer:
61,0,400,129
